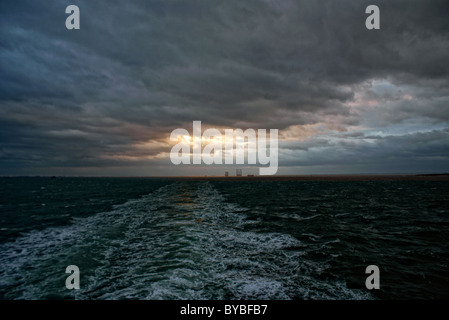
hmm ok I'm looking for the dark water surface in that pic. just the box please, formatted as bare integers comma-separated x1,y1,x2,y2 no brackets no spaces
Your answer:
0,177,448,299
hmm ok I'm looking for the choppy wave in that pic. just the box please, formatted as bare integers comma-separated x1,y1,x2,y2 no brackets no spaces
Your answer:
0,181,372,300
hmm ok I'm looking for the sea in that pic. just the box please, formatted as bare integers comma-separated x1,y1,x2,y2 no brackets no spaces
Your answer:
0,176,448,300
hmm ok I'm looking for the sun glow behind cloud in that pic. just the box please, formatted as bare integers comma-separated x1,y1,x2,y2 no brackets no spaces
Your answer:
1,0,448,176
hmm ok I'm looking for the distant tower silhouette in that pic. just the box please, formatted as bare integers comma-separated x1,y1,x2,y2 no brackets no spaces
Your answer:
236,169,242,177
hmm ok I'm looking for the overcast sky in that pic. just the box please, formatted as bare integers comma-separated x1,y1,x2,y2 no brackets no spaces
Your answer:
1,0,448,176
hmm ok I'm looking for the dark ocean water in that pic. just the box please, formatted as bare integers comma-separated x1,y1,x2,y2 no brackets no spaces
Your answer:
0,177,448,300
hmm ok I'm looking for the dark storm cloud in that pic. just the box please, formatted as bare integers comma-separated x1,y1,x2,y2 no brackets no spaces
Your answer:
279,128,449,173
0,0,448,174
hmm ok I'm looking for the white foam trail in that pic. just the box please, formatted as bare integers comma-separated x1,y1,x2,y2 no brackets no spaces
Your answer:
0,182,372,300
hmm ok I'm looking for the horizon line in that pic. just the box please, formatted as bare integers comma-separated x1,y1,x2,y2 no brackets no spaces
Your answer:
1,173,449,179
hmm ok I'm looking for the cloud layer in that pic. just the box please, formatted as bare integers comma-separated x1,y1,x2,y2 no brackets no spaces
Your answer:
1,0,448,175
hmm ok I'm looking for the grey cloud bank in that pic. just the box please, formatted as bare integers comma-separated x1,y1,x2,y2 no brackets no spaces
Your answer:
1,0,448,175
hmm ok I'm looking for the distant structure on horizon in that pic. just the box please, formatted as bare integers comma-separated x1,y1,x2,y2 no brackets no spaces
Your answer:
236,169,242,177
225,171,229,177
